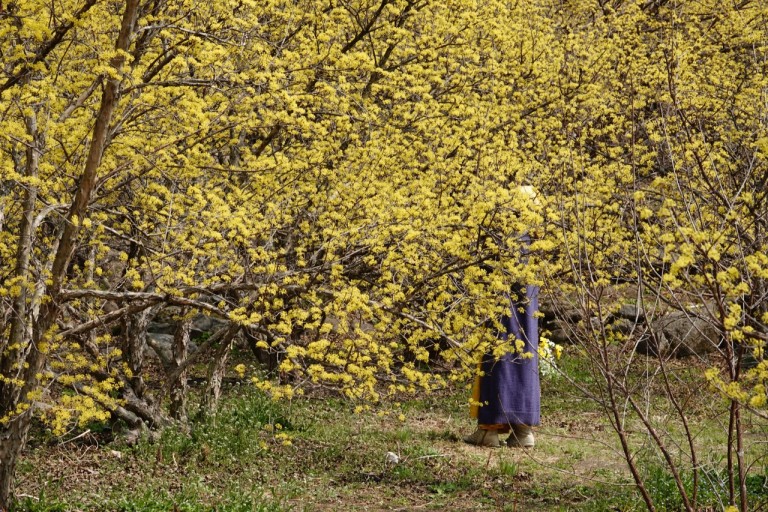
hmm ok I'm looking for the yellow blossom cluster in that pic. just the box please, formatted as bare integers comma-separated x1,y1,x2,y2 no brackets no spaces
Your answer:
1,0,767,450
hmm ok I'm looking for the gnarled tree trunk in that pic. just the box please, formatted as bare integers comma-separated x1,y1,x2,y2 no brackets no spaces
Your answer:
170,315,191,422
201,327,239,414
122,309,151,399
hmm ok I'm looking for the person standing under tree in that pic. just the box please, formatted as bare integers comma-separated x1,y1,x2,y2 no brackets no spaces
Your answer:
464,186,541,448
463,282,540,448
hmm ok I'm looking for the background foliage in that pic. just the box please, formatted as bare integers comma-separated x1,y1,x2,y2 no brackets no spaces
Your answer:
1,0,767,510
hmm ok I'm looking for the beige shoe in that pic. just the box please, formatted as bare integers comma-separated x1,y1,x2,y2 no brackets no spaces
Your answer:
507,425,535,448
463,428,501,448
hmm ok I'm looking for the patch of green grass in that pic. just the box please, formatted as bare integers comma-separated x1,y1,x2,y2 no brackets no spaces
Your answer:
12,492,70,512
15,352,768,512
747,467,768,497
498,459,518,477
390,427,413,443
131,389,295,467
639,463,768,511
399,389,467,415
424,428,460,443
105,486,290,512
427,480,464,495
13,477,294,512
555,483,641,512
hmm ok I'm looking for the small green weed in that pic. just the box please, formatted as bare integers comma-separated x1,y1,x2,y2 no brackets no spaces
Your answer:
642,464,737,511
12,493,70,512
498,459,518,477
104,486,290,512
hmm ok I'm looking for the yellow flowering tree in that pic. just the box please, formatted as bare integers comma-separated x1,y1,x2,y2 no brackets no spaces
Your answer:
0,0,554,506
540,2,768,511
1,0,766,510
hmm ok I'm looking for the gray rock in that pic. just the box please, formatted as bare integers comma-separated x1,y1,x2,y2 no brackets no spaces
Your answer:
145,333,174,365
563,309,583,323
608,318,634,335
549,327,570,345
147,322,175,334
323,314,375,334
539,301,582,324
546,318,583,345
649,311,721,357
191,315,227,337
145,332,198,366
617,304,645,322
634,331,669,356
538,302,559,323
148,315,227,338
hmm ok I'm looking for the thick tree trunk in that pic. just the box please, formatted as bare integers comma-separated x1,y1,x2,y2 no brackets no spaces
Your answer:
121,383,166,428
162,324,240,397
169,316,191,422
122,309,151,398
202,329,239,414
0,323,49,510
0,112,42,512
47,1,139,293
0,410,32,509
0,112,40,405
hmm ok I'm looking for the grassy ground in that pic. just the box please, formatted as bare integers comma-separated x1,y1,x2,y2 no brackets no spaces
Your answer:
12,352,768,511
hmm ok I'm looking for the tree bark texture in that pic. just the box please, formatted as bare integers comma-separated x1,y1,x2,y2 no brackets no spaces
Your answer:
122,309,151,399
202,328,239,414
169,316,191,422
0,112,40,406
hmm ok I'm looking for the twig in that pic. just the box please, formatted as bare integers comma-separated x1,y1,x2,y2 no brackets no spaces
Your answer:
15,494,40,502
59,429,92,446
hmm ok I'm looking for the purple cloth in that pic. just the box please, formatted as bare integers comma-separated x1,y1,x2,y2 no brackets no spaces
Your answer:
477,284,540,426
